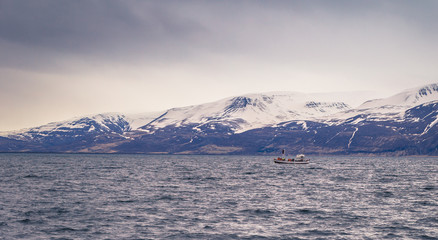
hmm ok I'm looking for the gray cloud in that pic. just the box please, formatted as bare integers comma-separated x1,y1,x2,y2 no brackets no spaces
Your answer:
1,0,437,69
0,0,206,70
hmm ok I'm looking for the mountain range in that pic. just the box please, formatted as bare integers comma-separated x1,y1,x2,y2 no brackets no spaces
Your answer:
1,83,437,155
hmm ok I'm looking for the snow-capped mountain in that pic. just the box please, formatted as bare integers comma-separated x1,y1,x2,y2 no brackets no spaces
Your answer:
1,113,130,141
1,83,437,155
327,83,438,124
0,90,382,138
0,112,165,140
141,92,352,133
358,83,438,109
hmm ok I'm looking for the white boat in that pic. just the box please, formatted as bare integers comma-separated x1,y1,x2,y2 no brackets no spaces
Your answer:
274,153,310,164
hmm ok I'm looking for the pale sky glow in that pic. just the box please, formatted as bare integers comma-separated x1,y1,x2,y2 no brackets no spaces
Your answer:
1,0,438,131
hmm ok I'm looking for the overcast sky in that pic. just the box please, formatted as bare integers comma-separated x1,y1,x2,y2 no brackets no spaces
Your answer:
1,0,438,131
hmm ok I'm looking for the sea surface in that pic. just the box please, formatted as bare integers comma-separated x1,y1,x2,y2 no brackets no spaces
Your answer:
0,153,437,239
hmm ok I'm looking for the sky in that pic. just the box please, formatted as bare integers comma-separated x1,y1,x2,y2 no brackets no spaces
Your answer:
1,0,438,131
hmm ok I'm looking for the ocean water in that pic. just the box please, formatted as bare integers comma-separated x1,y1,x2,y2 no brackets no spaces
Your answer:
0,154,436,240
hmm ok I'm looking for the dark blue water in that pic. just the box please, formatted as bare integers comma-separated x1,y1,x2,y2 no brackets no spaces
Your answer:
0,154,436,239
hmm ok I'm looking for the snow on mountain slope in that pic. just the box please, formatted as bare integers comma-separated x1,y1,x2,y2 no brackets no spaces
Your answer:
2,83,437,139
124,111,165,130
142,92,352,133
327,83,438,124
1,113,131,140
0,111,168,140
358,83,438,109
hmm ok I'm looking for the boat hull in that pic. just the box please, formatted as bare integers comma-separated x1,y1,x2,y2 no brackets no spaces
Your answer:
274,159,309,164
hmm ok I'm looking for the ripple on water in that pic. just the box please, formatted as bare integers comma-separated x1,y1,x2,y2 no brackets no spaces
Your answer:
239,208,275,217
0,154,436,239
